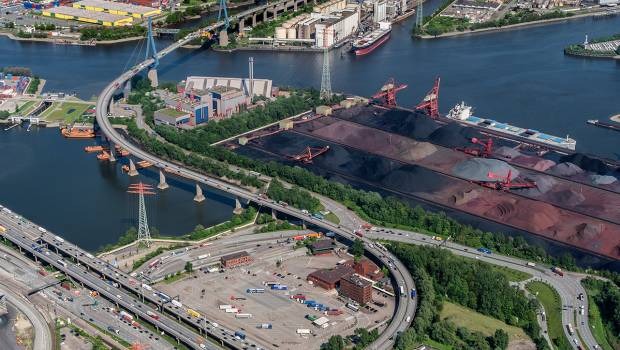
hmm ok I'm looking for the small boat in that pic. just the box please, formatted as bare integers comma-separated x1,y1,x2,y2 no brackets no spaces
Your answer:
61,126,95,138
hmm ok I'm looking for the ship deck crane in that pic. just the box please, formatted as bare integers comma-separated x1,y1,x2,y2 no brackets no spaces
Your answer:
372,78,408,108
457,137,493,157
477,170,537,191
287,146,330,164
416,77,440,118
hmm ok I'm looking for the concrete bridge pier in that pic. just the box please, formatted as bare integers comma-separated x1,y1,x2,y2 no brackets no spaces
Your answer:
219,30,229,47
148,68,159,88
123,80,131,100
108,143,116,162
271,208,277,220
194,184,206,202
238,19,245,33
158,170,169,190
252,13,257,27
302,220,307,229
233,197,243,214
263,10,268,22
128,159,139,176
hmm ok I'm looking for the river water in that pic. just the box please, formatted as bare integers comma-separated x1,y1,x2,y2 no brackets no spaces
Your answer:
0,11,619,250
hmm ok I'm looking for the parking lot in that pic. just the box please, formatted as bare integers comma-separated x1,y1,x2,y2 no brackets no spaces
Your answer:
156,242,395,349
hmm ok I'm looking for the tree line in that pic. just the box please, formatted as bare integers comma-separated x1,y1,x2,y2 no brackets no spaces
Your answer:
266,179,321,212
79,25,146,41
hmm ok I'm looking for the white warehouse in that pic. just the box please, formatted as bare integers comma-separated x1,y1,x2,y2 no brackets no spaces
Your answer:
315,7,360,48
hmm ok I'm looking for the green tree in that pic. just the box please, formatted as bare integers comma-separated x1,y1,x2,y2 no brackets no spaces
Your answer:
350,239,364,258
489,329,509,350
184,261,193,273
321,335,345,350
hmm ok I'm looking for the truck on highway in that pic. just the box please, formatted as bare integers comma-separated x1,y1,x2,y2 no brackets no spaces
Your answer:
107,326,120,334
219,304,233,310
157,292,172,303
477,247,492,254
147,310,160,320
57,259,67,268
147,259,160,268
234,330,246,340
141,283,152,291
354,231,363,238
54,235,64,243
120,311,133,322
399,285,405,296
567,323,574,336
526,262,536,267
551,266,564,277
197,254,210,260
187,309,201,318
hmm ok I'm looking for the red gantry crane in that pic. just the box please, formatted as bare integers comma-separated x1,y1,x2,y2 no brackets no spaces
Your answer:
287,146,330,164
457,137,494,157
478,170,537,191
372,78,408,108
416,77,441,118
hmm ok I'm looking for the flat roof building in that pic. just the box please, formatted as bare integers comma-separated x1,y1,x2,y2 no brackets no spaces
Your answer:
185,76,273,99
309,239,335,255
154,108,190,127
221,251,252,268
307,265,354,290
345,257,384,281
42,6,133,26
73,0,161,18
340,274,373,305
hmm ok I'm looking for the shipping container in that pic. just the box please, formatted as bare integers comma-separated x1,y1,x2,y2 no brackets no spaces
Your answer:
219,305,233,310
225,308,239,313
235,313,252,319
296,329,311,335
171,300,183,308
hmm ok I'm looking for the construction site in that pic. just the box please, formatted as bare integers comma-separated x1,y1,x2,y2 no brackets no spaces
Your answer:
227,79,620,269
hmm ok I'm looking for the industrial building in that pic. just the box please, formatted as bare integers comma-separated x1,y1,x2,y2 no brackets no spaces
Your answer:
42,6,133,26
314,0,348,14
339,274,373,305
210,86,248,119
153,108,191,127
221,251,252,268
73,0,161,18
314,7,360,48
307,265,354,290
184,76,273,99
309,239,335,255
346,257,384,281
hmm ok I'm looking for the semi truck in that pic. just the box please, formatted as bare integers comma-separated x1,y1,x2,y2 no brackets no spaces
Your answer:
187,309,201,318
552,266,564,277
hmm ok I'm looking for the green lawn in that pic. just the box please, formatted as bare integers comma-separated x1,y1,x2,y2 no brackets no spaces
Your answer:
440,301,531,343
582,282,616,350
325,212,340,224
40,102,93,123
526,281,569,348
15,100,35,115
490,265,532,282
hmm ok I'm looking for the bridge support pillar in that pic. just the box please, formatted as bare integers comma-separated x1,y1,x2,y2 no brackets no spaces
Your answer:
263,10,267,22
194,184,205,203
271,208,277,220
158,170,169,190
302,220,306,229
148,68,159,88
293,1,297,11
123,80,131,100
273,7,278,19
219,30,229,47
109,144,116,162
238,18,245,33
128,159,139,177
252,13,257,27
233,197,243,215
34,255,38,263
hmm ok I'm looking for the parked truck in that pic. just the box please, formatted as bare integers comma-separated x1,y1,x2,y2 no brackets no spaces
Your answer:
551,266,564,277
258,323,272,329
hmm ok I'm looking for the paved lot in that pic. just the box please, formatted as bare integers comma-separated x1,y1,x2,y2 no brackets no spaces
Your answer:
157,243,395,349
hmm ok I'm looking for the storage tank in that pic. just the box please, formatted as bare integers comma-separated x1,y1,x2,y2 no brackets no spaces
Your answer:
287,28,297,39
275,27,287,39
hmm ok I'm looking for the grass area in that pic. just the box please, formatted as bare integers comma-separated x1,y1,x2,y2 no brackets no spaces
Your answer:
84,319,132,348
440,301,530,342
15,100,35,115
162,271,190,284
40,102,93,123
526,281,569,348
490,265,532,282
422,338,454,350
324,212,340,224
583,282,616,350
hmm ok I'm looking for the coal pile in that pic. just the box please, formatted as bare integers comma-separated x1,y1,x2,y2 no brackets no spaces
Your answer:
393,112,440,140
512,155,556,172
547,162,584,177
521,174,556,196
428,123,483,148
550,189,586,206
382,164,452,193
494,146,522,159
560,153,609,174
346,156,398,182
453,158,519,182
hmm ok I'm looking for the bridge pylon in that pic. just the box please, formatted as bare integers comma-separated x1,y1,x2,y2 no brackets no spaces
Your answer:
145,17,159,88
218,0,230,46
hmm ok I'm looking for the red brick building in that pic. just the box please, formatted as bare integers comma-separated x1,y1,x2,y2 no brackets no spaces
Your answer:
307,265,354,290
340,274,373,305
345,258,384,281
221,251,252,268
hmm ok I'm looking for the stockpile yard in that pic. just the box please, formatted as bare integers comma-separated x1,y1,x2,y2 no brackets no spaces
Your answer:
233,104,620,264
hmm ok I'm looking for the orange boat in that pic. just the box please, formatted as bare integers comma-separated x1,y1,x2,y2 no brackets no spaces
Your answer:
97,151,110,161
61,127,95,138
117,149,130,157
122,160,152,172
84,145,105,153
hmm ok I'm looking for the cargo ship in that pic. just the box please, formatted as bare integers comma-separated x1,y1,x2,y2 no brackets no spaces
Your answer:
587,119,620,132
352,22,391,56
446,102,577,150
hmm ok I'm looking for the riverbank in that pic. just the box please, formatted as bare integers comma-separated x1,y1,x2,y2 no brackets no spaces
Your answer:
417,8,618,39
0,31,144,45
